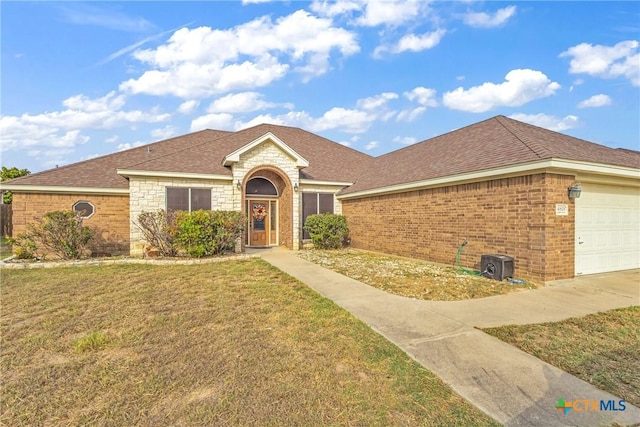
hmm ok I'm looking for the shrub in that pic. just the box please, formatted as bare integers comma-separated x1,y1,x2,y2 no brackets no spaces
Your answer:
175,210,245,257
135,210,178,257
6,233,39,259
28,211,93,259
303,214,350,249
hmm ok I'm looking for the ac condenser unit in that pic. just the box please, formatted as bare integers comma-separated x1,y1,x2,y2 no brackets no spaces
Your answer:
481,254,515,280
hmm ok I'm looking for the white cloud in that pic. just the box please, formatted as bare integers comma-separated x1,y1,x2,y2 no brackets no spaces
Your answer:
463,5,517,28
150,125,178,140
234,106,377,135
207,92,291,113
578,94,612,108
393,136,418,145
442,69,561,112
356,0,423,27
364,140,379,150
310,0,361,18
120,10,360,98
374,29,446,57
313,107,376,133
242,0,273,4
105,135,119,143
356,92,398,110
117,141,146,151
0,91,170,153
190,113,235,132
178,100,200,114
509,113,580,132
404,87,438,106
560,40,640,86
396,107,426,122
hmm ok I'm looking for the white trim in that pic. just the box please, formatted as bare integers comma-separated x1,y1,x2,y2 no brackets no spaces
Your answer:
337,158,640,200
223,132,309,168
117,169,232,181
299,179,353,187
0,184,129,195
72,200,96,219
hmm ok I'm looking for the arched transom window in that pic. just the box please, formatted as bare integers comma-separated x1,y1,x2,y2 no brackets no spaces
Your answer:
246,177,278,196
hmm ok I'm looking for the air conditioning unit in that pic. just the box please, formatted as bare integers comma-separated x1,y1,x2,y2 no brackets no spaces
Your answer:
481,254,515,280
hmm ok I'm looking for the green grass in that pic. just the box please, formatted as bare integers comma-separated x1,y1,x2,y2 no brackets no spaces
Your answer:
1,260,498,426
0,237,12,260
483,306,640,406
298,248,536,301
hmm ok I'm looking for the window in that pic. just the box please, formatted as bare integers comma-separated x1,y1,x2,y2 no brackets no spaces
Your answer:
302,193,334,239
246,177,278,196
72,201,95,219
167,188,212,212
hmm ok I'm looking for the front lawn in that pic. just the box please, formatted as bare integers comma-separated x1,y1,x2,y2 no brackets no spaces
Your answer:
1,260,497,426
297,248,535,301
0,237,12,260
483,306,640,406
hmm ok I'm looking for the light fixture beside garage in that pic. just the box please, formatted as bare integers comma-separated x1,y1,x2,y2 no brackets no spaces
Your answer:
568,183,582,199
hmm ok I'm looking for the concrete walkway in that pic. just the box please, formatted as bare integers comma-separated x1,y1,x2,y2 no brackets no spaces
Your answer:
259,248,640,427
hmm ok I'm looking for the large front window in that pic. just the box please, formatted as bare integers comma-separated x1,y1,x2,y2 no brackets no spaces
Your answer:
166,188,211,212
302,193,334,239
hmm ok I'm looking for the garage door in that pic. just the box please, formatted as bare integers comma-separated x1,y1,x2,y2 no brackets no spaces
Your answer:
575,183,640,275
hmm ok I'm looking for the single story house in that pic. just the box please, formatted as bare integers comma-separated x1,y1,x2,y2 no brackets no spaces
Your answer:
3,115,639,281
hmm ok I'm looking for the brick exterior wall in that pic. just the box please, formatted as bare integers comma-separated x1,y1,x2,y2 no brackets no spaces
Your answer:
341,173,576,282
11,192,130,256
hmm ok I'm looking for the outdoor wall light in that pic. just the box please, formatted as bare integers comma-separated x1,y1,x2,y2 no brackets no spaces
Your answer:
568,184,582,199
236,180,242,190
294,183,299,192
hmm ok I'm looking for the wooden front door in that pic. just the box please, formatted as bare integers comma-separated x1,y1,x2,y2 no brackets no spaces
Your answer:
249,200,269,246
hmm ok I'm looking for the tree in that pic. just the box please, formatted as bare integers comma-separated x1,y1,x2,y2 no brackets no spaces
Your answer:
1,166,30,204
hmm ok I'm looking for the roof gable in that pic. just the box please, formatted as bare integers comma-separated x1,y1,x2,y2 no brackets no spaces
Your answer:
222,132,309,168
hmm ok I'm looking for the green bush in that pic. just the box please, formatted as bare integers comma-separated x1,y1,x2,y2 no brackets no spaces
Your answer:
6,233,39,259
28,211,94,259
303,214,350,249
175,210,245,257
135,210,178,257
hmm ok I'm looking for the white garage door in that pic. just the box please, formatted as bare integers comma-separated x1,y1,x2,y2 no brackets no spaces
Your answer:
575,183,640,275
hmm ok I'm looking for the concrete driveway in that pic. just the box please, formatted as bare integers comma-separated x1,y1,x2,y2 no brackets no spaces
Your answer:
260,249,640,427
426,269,640,328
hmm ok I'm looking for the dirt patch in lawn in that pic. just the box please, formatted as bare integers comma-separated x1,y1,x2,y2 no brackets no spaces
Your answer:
297,248,535,301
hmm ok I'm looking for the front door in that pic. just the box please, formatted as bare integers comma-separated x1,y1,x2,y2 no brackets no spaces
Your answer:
249,200,268,246
248,199,277,246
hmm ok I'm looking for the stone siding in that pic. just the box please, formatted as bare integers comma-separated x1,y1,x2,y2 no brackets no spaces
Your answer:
234,141,301,249
128,177,234,256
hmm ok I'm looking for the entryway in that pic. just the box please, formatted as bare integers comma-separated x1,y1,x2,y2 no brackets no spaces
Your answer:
247,199,277,246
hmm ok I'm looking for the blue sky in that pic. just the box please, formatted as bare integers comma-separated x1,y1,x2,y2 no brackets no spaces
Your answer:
1,1,639,173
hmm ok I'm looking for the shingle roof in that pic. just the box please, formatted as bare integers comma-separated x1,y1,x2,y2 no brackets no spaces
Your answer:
121,123,373,183
4,124,372,188
4,116,638,192
340,115,640,195
4,129,231,188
